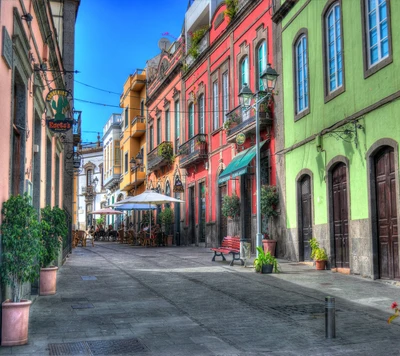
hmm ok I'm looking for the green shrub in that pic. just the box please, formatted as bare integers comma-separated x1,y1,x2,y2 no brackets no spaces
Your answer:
221,194,240,219
40,206,67,268
1,194,42,302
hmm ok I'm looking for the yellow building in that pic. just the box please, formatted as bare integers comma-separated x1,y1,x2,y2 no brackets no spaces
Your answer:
119,69,147,196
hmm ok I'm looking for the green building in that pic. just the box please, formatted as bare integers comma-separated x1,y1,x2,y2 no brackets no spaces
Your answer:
273,0,399,280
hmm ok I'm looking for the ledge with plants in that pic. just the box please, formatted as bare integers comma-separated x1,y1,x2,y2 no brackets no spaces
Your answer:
187,26,208,60
224,0,239,23
157,142,175,166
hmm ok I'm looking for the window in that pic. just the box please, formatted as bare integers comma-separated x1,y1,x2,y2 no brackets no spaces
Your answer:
257,41,267,90
175,100,180,154
87,169,93,186
222,72,229,121
213,81,219,130
140,100,144,117
157,118,161,145
165,109,170,141
149,126,154,151
366,0,389,67
295,34,309,115
240,56,249,87
198,94,205,133
124,107,129,128
188,103,194,138
124,152,128,173
326,3,343,93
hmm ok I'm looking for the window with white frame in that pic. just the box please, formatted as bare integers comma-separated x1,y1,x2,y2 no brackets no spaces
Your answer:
326,3,343,93
222,72,229,121
257,41,267,90
240,56,249,88
198,94,205,133
295,34,309,114
366,0,389,67
213,81,219,130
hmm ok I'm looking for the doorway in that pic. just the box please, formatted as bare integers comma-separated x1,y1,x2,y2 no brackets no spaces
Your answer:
331,163,349,268
299,175,312,261
375,147,399,279
189,186,196,244
218,184,227,243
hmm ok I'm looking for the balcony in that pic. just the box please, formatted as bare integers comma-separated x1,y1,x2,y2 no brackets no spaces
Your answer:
73,110,82,146
131,116,146,137
147,141,174,173
186,33,209,68
81,186,95,198
103,167,121,191
224,105,273,143
179,134,208,168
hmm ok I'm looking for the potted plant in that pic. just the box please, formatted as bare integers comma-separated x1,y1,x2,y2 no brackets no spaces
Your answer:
221,193,240,236
159,207,174,246
39,206,67,296
157,142,175,166
0,193,42,346
253,246,279,274
260,185,279,255
309,237,328,270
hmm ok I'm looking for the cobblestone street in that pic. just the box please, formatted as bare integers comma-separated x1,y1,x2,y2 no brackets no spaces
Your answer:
3,243,400,355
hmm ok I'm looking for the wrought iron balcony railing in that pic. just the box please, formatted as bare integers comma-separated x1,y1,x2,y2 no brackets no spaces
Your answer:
147,141,174,172
178,133,208,168
224,105,273,143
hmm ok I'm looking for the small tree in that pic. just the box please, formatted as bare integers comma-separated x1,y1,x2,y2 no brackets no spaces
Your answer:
96,215,105,226
221,194,240,219
159,207,174,235
260,185,279,219
1,194,42,302
40,206,67,268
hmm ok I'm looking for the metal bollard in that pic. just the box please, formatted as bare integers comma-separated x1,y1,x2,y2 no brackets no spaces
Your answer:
325,296,336,339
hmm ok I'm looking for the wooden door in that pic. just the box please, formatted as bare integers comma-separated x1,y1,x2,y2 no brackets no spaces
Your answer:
332,163,349,268
300,175,312,261
189,186,196,244
219,184,227,243
244,176,252,248
375,147,399,280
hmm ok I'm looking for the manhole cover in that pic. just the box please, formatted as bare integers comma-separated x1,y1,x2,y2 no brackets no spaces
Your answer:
48,338,147,355
71,303,94,309
81,276,97,280
49,341,91,355
61,297,88,303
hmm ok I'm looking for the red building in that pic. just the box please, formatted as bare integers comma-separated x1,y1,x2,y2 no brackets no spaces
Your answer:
179,0,276,251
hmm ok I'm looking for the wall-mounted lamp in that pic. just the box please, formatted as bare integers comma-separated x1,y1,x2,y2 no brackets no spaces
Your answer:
204,161,209,170
21,13,33,22
92,177,99,186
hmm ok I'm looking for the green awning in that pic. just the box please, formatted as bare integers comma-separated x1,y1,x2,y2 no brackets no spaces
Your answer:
218,141,268,184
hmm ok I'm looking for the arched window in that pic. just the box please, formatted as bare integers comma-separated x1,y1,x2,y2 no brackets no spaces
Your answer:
295,34,309,114
257,41,267,90
87,169,93,186
198,94,205,134
240,56,249,88
325,3,342,93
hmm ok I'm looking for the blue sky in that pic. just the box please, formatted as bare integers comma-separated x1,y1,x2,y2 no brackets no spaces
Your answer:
74,0,187,144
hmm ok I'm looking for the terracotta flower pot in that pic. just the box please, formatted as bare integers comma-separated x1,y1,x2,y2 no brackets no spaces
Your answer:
262,239,277,257
1,299,32,346
40,266,58,296
315,260,327,270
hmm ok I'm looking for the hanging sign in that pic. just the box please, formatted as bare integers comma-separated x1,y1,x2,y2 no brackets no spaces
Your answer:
173,175,184,193
46,89,73,132
236,133,246,146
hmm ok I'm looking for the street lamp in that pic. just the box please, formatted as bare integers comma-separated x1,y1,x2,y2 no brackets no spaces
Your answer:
238,63,279,256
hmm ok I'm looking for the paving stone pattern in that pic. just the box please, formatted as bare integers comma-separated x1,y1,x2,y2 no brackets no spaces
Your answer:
2,243,400,355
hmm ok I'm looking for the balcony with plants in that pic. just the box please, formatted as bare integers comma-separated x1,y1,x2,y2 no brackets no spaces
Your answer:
178,133,208,168
147,141,174,173
224,102,273,143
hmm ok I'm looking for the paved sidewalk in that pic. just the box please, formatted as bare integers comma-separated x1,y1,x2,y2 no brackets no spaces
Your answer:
2,243,400,355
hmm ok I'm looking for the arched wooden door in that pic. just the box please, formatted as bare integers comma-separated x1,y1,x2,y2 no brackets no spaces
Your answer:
332,163,349,268
299,175,312,261
375,147,399,280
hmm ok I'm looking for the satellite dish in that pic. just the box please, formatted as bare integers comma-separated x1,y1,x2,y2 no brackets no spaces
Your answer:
158,37,171,51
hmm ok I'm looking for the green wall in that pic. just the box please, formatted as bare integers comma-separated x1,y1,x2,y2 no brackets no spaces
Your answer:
281,0,400,229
